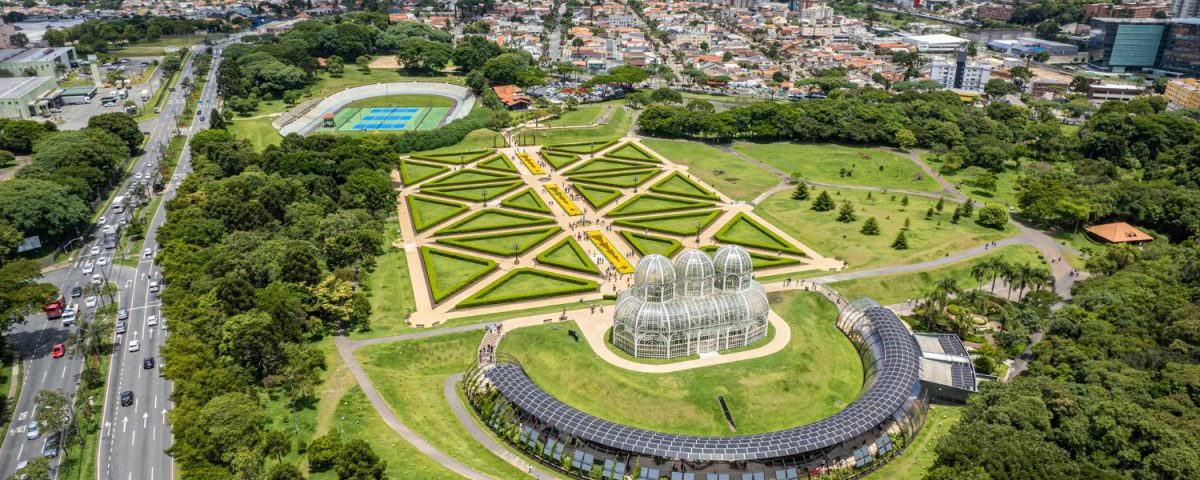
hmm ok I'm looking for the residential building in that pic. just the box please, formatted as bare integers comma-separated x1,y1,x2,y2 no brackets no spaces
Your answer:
929,51,991,92
1171,0,1199,18
978,1,1016,21
492,85,531,110
1083,1,1170,21
900,33,971,53
1164,78,1200,110
0,76,57,119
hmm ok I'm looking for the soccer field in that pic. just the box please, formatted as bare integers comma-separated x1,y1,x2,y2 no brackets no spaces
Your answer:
320,106,451,133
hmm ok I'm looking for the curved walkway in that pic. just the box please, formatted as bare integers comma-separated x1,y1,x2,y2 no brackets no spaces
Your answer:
445,374,560,479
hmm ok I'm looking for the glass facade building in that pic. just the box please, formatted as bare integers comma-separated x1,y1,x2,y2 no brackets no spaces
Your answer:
1090,18,1200,76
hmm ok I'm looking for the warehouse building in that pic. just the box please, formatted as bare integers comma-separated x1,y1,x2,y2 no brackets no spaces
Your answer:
0,76,58,119
0,47,76,77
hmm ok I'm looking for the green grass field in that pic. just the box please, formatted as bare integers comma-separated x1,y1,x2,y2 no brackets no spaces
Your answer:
734,143,943,193
640,139,778,202
543,105,606,127
515,107,630,145
829,245,1046,305
867,406,963,480
757,189,1016,271
360,223,418,338
498,291,862,436
413,129,507,156
356,331,534,479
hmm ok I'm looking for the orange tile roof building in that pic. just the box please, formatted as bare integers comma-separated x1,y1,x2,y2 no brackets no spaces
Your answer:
1085,222,1154,244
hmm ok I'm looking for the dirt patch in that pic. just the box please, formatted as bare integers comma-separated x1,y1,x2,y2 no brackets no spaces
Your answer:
369,55,400,69
0,155,32,181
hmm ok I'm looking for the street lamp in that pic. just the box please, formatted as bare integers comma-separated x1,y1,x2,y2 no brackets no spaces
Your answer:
695,221,702,243
512,243,520,264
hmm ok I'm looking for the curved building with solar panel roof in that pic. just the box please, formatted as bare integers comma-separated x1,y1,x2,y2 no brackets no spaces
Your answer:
463,296,972,478
611,246,770,359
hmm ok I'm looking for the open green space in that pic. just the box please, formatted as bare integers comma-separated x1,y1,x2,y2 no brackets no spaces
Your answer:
357,331,532,479
868,406,963,480
544,105,606,127
421,181,524,202
360,224,418,337
500,188,551,214
606,142,658,162
408,195,468,232
422,168,517,188
612,210,723,236
574,184,622,209
399,159,449,185
535,237,600,275
499,291,861,436
757,189,1016,271
650,171,720,200
227,116,283,151
640,139,777,203
110,35,205,56
829,245,1045,305
698,246,803,270
540,150,581,169
619,231,682,257
607,193,713,217
571,168,660,188
344,94,456,109
419,246,498,303
436,227,561,257
543,140,619,155
477,154,518,173
412,129,507,156
714,213,805,256
517,107,629,145
457,268,598,308
412,149,494,165
436,208,555,235
734,143,943,193
565,158,652,176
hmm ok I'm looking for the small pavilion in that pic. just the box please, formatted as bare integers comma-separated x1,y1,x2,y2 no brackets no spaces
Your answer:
1085,222,1153,245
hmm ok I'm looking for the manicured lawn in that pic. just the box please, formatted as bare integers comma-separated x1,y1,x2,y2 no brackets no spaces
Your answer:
574,184,621,209
651,171,719,200
829,245,1046,305
757,189,1016,271
1050,230,1104,270
619,231,682,257
607,194,712,217
734,143,943,193
515,107,630,145
613,210,723,236
498,291,861,436
607,142,657,161
544,105,605,127
922,154,1023,208
458,268,598,308
500,188,551,214
424,169,518,187
399,159,449,185
640,139,777,203
571,168,660,188
714,212,804,256
409,196,467,232
345,94,456,109
421,181,524,202
420,247,498,303
698,246,802,270
435,208,554,235
109,35,205,56
537,237,600,275
361,224,418,338
565,158,650,176
357,331,532,479
867,406,963,480
436,227,561,257
227,116,283,151
413,128,507,156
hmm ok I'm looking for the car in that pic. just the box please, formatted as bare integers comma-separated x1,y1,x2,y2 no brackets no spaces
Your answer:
143,357,155,369
147,315,158,326
42,432,59,458
145,160,152,168
119,218,128,226
128,340,140,352
85,296,97,308
160,318,167,330
117,308,128,320
91,274,102,285
70,286,82,298
149,280,160,292
102,102,115,107
49,107,61,113
115,321,126,334
143,248,153,257
119,391,133,407
97,256,108,266
98,217,106,225
81,261,94,275
134,172,142,180
51,344,64,358
90,246,100,255
26,421,39,440
14,460,26,477
158,361,165,377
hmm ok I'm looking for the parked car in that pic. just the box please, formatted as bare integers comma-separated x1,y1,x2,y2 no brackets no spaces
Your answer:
26,421,39,440
128,340,140,352
42,432,59,457
120,391,133,407
51,344,64,358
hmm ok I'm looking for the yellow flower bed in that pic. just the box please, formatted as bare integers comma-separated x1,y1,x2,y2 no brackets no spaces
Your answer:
586,231,634,274
546,184,582,216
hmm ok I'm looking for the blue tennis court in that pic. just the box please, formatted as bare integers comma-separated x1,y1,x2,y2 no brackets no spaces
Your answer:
369,107,420,114
352,123,408,130
361,115,414,121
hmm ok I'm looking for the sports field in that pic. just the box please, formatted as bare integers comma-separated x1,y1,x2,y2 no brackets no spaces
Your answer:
321,106,450,132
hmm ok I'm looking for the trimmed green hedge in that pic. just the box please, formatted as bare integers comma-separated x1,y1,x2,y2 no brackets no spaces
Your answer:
457,268,598,308
501,188,552,214
564,157,656,177
408,195,468,232
435,226,561,256
605,142,660,163
544,140,618,154
574,184,622,209
435,208,556,235
649,171,720,201
399,159,449,185
423,168,519,188
409,149,494,165
713,212,806,256
419,246,498,303
699,245,803,269
477,154,519,173
611,210,723,236
607,193,713,217
536,237,600,275
420,181,524,202
571,168,660,188
540,149,583,169
619,231,682,257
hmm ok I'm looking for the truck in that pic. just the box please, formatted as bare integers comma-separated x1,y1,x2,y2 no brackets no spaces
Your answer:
102,225,118,250
112,195,125,213
140,89,150,101
44,295,65,320
124,79,132,88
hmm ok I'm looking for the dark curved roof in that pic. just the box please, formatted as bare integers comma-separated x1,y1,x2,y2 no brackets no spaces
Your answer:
485,306,922,462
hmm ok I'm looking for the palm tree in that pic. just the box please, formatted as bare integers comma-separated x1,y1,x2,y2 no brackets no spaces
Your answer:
971,260,991,290
1008,263,1040,300
987,257,1010,294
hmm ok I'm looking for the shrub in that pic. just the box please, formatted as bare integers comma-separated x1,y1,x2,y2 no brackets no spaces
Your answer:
891,230,909,250
837,200,857,223
976,204,1008,229
861,217,880,235
791,182,809,200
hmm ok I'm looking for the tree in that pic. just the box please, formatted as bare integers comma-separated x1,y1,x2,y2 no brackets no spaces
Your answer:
891,230,909,249
43,28,66,47
1009,65,1032,81
900,195,910,209
895,129,917,150
355,55,370,73
811,191,835,211
10,33,27,48
0,179,90,240
334,439,386,480
1069,75,1090,93
985,78,1019,98
837,200,857,222
976,204,1009,229
936,197,945,212
326,55,345,77
1152,76,1169,94
87,113,143,153
452,36,503,73
262,430,289,463
263,463,305,480
650,87,683,104
791,182,809,200
307,432,342,472
861,217,880,235
8,456,50,480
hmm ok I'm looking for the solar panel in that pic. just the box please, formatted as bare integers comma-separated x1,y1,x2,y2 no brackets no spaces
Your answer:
484,305,922,462
950,363,977,391
938,335,969,356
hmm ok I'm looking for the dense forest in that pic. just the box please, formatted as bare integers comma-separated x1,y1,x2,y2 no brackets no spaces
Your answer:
160,128,395,479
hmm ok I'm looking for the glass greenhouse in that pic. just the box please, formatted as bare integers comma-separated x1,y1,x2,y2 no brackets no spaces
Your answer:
612,246,770,359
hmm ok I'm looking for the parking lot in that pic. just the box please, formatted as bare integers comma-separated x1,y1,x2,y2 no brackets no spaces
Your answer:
52,56,163,130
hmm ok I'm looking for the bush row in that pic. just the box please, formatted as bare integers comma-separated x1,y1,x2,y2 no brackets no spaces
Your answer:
612,210,722,236
606,193,712,218
713,212,807,256
435,227,560,257
535,238,600,275
649,172,720,201
457,268,598,308
409,195,467,232
436,208,555,235
420,246,498,303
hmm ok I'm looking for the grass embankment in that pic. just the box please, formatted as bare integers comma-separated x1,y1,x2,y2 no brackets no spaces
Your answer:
542,105,606,127
640,138,778,202
734,143,943,193
757,189,1016,271
866,406,963,480
499,291,861,436
344,94,456,109
829,245,1046,305
514,107,630,145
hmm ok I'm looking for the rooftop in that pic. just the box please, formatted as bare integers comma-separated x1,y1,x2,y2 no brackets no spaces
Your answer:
0,47,72,64
1086,222,1153,243
0,76,54,99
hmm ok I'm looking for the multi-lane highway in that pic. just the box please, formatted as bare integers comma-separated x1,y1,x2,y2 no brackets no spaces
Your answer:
0,36,229,479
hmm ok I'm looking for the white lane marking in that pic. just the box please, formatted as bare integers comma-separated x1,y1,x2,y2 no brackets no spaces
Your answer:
61,364,66,379
142,412,148,428
131,429,136,446
122,416,127,433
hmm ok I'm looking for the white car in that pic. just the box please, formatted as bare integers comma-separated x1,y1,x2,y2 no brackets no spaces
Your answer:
128,340,140,352
97,256,108,266
143,248,153,257
81,261,94,275
134,172,142,180
91,274,102,285
160,318,167,330
98,217,107,226
90,246,100,255
145,160,152,168
147,315,158,326
26,420,39,440
85,296,97,308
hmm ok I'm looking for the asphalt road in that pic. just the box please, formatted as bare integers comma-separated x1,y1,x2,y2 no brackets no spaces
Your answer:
0,36,229,480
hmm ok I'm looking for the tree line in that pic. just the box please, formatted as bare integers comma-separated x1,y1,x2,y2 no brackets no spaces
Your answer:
44,16,227,53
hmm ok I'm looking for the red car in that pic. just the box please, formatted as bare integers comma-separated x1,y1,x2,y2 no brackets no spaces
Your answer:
51,344,64,358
